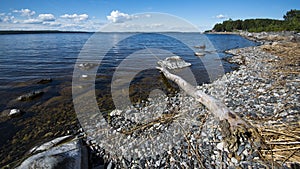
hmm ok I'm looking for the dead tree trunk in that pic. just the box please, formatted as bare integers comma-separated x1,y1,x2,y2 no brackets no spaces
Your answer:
157,66,248,128
157,66,266,155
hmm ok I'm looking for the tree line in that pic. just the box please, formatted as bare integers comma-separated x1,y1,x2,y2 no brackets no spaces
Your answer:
211,9,300,32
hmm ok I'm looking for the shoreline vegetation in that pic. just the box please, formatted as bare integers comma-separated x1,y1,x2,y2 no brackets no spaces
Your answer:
208,9,300,33
0,30,92,35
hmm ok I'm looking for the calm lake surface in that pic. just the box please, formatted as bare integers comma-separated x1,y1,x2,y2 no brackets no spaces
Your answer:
0,32,258,166
0,33,257,84
0,32,259,113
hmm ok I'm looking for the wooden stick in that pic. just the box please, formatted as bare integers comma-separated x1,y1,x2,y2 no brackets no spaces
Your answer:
262,129,300,140
261,147,300,152
266,141,300,145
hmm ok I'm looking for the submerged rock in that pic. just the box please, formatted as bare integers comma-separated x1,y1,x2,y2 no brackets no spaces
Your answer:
0,109,24,118
78,63,97,70
17,135,88,169
157,56,191,69
37,78,52,84
17,90,44,101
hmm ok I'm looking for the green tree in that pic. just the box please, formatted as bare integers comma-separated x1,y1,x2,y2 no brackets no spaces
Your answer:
212,9,300,32
284,9,300,21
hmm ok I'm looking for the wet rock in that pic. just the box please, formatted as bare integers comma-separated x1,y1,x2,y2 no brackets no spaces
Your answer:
78,63,97,70
9,109,23,117
194,52,205,56
157,56,191,69
1,109,23,118
17,135,88,169
37,78,52,84
17,90,44,101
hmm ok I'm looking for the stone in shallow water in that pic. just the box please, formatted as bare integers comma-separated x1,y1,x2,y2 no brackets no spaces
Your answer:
0,109,25,118
17,90,44,101
157,56,191,69
78,63,97,70
194,52,205,56
9,109,23,117
37,78,52,84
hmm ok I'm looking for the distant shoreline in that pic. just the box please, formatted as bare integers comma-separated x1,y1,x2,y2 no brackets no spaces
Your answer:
0,30,224,35
0,30,93,35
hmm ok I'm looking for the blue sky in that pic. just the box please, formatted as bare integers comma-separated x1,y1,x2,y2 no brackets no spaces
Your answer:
0,0,299,32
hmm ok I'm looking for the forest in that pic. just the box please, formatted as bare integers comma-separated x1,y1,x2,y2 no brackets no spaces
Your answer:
212,9,300,32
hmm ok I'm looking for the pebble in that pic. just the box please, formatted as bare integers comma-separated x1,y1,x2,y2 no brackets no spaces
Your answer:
231,157,238,164
216,142,224,150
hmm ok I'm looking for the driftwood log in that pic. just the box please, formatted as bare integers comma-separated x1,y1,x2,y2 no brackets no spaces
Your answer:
156,66,267,159
157,66,248,128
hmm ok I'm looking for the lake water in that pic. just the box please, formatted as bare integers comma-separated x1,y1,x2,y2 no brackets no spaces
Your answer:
0,32,258,166
0,33,256,84
0,33,256,111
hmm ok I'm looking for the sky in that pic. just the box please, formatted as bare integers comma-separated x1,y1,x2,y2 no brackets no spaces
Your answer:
0,0,299,32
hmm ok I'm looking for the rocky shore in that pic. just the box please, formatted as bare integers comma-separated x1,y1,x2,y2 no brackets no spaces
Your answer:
10,32,300,168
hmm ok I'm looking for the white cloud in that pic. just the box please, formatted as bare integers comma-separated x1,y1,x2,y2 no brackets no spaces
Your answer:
38,14,55,21
20,13,55,24
0,9,104,31
43,21,61,27
60,13,89,21
215,14,227,19
107,10,133,23
23,19,43,24
13,8,36,17
0,14,15,23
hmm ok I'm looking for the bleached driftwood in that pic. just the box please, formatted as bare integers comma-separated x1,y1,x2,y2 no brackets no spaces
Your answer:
157,66,268,153
156,66,248,129
156,66,268,159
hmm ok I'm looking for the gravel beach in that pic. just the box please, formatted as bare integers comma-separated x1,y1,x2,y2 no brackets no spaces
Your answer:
79,32,299,168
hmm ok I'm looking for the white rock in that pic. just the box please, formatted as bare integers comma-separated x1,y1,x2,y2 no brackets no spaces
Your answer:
231,157,238,164
107,161,113,169
157,56,191,69
242,149,249,156
170,156,175,162
18,136,87,169
216,142,224,150
110,109,122,116
9,109,22,116
30,135,72,153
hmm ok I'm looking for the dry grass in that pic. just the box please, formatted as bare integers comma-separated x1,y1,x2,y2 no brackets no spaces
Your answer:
261,42,300,75
258,41,300,167
258,122,300,166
